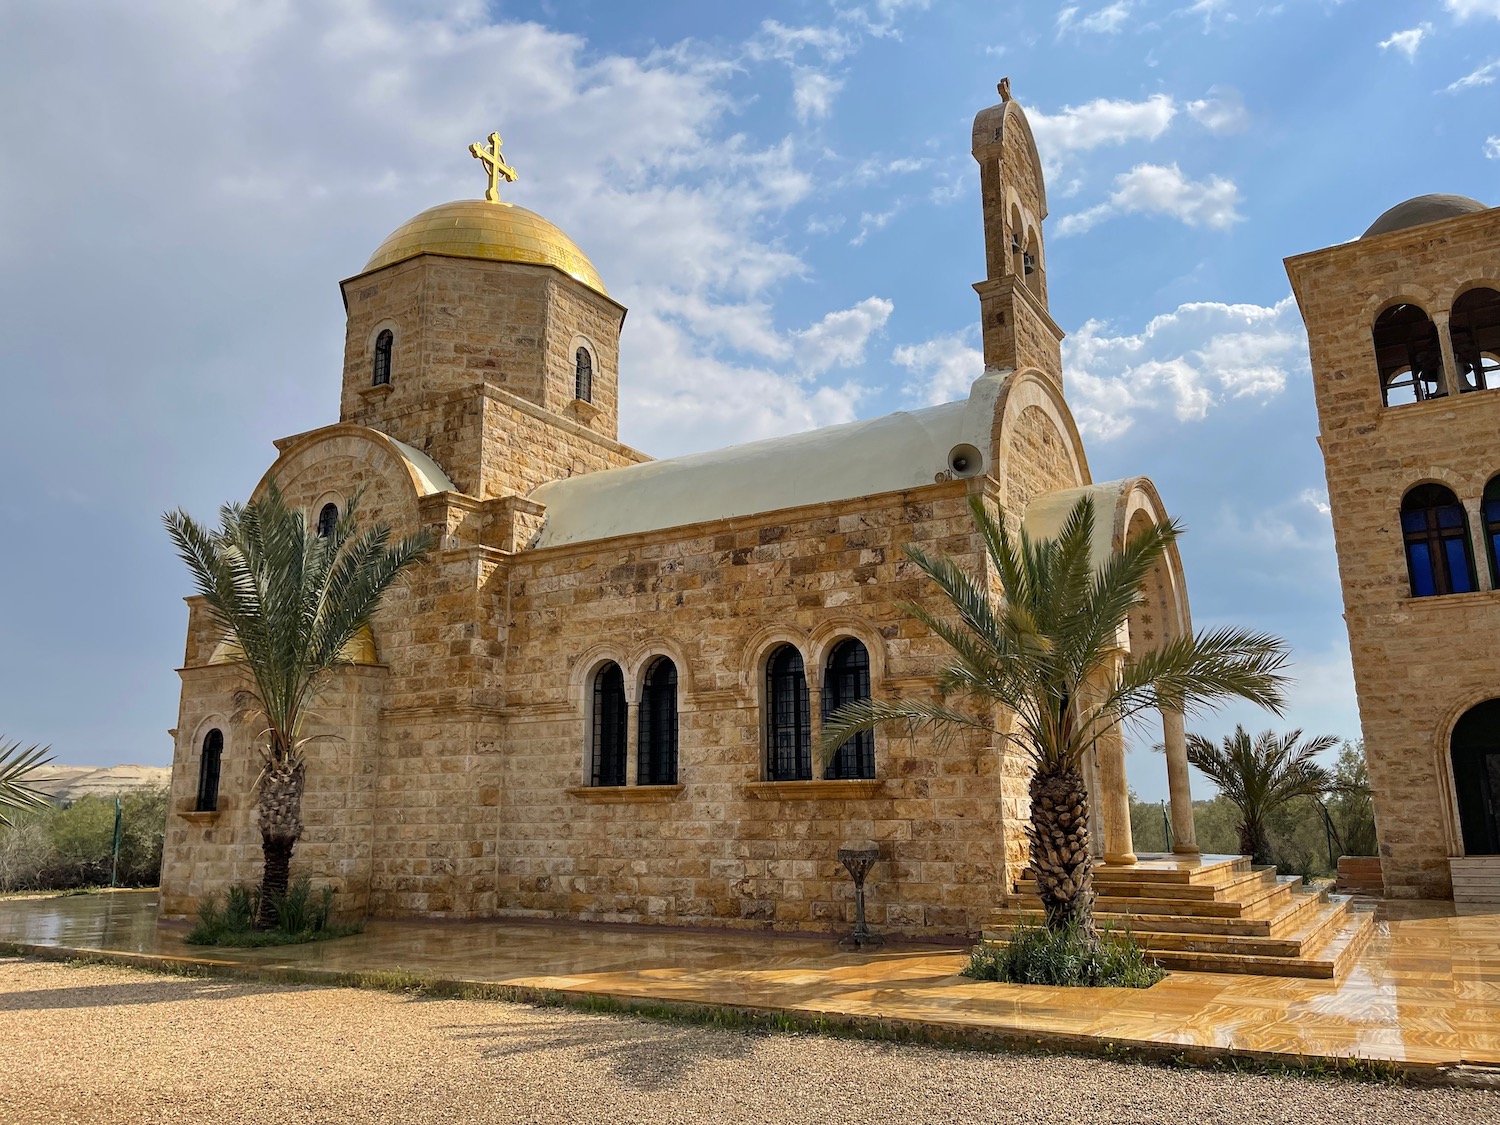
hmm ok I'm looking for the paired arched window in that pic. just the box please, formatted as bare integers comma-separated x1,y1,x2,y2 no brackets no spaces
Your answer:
1401,483,1477,597
196,729,223,812
1451,287,1500,394
315,503,339,539
1450,699,1500,855
638,658,679,785
590,663,627,786
373,329,393,387
766,645,812,781
824,639,874,780
1374,304,1444,406
575,348,593,403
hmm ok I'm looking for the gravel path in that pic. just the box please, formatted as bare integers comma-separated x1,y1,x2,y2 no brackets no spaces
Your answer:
0,958,1495,1125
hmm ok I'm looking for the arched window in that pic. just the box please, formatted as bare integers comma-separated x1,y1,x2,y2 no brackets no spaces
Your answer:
1374,304,1445,406
1450,287,1500,393
766,645,811,781
590,663,627,786
1401,483,1476,597
195,728,223,813
638,657,678,785
1450,699,1500,855
316,503,338,539
575,348,593,403
823,639,874,780
372,329,393,387
1482,477,1500,589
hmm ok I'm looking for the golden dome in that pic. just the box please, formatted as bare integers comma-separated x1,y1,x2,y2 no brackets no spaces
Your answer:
209,625,380,667
362,200,607,295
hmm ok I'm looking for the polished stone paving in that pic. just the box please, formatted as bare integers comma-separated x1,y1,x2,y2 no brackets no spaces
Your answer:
1,890,1497,1072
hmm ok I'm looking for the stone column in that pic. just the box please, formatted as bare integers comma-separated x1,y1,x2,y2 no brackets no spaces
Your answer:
1096,673,1136,865
1085,744,1106,859
625,702,639,786
1161,708,1200,855
1435,312,1459,397
1465,497,1493,591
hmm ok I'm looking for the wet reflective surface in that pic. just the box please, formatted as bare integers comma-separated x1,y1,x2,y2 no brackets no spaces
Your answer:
3,891,1497,1069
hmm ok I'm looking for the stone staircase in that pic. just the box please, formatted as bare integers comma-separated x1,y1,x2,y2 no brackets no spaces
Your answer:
985,853,1375,979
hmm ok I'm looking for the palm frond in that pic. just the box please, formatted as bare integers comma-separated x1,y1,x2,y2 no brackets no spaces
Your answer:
0,739,54,827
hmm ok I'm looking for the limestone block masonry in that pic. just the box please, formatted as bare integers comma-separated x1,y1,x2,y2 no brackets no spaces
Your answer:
161,88,1195,938
1287,202,1500,901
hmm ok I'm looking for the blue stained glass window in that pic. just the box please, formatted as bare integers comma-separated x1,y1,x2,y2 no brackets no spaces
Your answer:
1447,539,1476,593
1401,483,1476,597
1407,543,1436,597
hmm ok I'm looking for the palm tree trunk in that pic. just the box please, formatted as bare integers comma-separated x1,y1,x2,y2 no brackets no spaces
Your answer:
1027,759,1096,939
1239,816,1269,867
255,757,306,928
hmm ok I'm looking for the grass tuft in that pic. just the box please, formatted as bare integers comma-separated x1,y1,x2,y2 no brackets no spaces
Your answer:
963,916,1166,988
185,878,361,948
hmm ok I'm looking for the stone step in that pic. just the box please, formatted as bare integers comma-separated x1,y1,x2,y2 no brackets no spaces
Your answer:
983,899,1373,978
1021,854,1251,888
1014,865,1284,905
1072,885,1328,939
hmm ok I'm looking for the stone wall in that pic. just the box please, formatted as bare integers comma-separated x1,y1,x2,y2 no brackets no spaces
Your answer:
1286,207,1500,898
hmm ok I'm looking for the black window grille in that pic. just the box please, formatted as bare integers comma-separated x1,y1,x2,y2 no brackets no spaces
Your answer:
196,728,223,812
638,657,679,785
373,329,393,386
316,503,338,539
766,645,811,781
1483,477,1500,589
575,348,593,402
591,663,627,786
1374,304,1445,406
1401,483,1476,597
1451,287,1500,393
823,639,874,779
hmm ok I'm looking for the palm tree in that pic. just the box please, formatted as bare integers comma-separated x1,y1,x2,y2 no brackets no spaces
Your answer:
0,739,53,827
821,494,1289,937
165,483,432,926
1182,726,1339,866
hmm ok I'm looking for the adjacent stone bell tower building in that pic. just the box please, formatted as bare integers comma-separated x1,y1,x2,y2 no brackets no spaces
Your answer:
1287,193,1500,903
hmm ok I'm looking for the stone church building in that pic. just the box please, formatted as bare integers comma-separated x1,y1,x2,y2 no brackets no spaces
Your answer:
1288,193,1500,906
161,86,1203,937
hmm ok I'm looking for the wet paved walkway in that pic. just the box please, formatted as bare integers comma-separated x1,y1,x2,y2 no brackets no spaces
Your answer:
2,890,1497,1077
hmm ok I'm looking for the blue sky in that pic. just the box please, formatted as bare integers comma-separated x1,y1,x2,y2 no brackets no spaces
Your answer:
1,1,1496,801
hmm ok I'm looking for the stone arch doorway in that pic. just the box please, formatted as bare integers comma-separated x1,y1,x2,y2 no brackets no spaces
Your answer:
1452,699,1500,855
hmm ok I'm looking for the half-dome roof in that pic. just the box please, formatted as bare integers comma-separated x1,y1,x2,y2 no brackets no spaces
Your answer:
1362,194,1489,239
363,200,607,295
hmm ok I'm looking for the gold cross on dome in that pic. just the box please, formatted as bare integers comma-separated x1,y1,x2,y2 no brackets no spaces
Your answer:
469,131,517,202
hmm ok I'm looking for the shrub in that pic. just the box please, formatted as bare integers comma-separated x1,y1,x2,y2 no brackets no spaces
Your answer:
0,787,168,892
963,916,1165,988
186,877,357,947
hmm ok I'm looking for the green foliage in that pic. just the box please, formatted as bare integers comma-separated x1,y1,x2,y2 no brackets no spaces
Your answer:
963,916,1165,988
1328,741,1378,857
0,788,168,892
186,877,356,947
0,738,53,827
821,495,1291,775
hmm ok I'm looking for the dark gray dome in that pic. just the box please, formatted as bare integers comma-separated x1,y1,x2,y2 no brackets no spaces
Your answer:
1362,194,1489,239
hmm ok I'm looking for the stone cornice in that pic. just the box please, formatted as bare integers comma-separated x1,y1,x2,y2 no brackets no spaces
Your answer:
745,780,885,801
565,784,685,803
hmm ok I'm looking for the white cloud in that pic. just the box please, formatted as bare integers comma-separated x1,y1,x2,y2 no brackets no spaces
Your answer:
1300,489,1332,517
1057,163,1242,235
794,297,894,373
1445,0,1500,21
850,207,900,245
1028,95,1178,159
1486,135,1500,158
1379,25,1431,58
1444,58,1500,91
791,69,844,121
1185,87,1249,133
1063,296,1307,438
1057,3,1134,35
891,331,985,405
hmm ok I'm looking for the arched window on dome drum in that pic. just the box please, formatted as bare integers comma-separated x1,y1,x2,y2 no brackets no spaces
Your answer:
575,348,593,403
823,639,874,780
316,503,338,539
590,663,627,787
638,657,678,785
1450,288,1500,394
1483,477,1500,589
766,645,812,781
196,729,223,813
372,329,393,386
1401,483,1476,597
1374,304,1445,406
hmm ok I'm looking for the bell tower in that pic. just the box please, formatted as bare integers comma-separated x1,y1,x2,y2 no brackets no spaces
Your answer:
971,79,1065,388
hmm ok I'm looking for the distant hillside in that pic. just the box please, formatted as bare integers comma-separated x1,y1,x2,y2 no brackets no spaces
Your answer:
31,765,171,802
